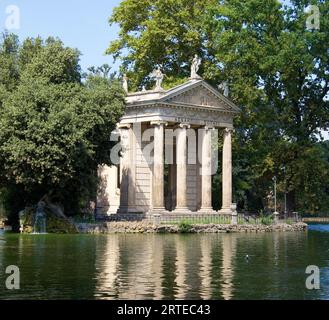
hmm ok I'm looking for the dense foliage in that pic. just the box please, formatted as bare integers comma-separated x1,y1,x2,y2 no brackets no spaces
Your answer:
0,33,125,221
108,0,329,214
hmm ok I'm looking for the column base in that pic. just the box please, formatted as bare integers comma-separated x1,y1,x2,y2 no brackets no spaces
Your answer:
151,207,166,214
172,207,192,214
117,207,139,214
219,207,233,215
198,208,217,214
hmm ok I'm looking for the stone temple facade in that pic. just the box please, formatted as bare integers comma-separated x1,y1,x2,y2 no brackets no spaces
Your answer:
97,69,241,216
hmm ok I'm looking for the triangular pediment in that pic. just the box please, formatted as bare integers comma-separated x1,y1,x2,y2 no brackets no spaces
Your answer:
160,80,241,113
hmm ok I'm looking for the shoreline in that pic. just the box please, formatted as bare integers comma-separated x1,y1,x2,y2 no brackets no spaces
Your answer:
302,217,329,223
75,221,308,234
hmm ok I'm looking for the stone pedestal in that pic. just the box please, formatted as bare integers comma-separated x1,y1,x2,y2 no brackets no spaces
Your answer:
273,211,279,224
231,203,238,225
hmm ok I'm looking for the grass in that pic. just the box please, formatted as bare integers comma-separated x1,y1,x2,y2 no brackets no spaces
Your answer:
161,217,232,225
159,215,280,226
284,219,295,225
260,215,274,225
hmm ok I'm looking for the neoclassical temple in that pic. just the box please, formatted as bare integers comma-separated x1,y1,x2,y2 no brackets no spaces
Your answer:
97,59,241,216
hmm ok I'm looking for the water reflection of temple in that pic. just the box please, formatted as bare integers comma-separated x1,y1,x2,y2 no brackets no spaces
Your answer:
94,236,120,299
94,234,238,300
221,234,237,300
95,235,165,299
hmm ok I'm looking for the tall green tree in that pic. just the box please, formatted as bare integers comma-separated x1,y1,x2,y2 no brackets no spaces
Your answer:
107,0,218,89
0,32,20,92
0,34,125,218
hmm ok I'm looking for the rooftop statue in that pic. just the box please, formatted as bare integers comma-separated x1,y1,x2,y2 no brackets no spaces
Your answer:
191,54,202,79
150,67,164,91
122,74,129,93
218,81,229,97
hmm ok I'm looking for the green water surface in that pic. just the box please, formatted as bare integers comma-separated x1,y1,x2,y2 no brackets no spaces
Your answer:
0,224,328,300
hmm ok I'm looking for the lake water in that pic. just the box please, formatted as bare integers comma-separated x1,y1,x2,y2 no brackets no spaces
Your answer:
0,224,328,300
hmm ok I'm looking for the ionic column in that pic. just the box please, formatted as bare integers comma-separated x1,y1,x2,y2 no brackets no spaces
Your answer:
199,126,214,213
151,121,167,212
175,123,190,211
221,128,233,214
117,124,136,213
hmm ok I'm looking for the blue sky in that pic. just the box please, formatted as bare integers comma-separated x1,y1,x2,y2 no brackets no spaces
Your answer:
0,0,122,72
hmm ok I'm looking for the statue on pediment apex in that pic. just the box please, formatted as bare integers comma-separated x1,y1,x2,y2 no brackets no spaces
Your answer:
191,54,202,79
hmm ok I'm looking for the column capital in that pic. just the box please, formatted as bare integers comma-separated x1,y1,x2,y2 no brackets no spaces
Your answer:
117,123,132,130
150,120,168,127
204,125,215,131
179,123,191,129
224,127,234,134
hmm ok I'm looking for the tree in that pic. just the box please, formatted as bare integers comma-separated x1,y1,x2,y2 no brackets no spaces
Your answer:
0,34,125,218
0,32,20,92
108,0,329,214
107,0,218,89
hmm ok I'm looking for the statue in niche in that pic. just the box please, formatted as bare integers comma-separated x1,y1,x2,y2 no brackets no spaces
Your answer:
191,54,202,79
150,67,164,91
218,81,229,97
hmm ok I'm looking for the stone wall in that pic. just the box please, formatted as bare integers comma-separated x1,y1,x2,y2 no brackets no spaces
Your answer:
135,123,152,212
97,165,120,215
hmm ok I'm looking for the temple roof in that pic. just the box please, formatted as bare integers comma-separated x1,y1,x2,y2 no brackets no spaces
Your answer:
125,79,241,114
121,79,240,127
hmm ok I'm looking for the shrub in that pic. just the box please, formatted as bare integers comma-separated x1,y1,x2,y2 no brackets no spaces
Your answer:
260,214,273,225
178,221,192,233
